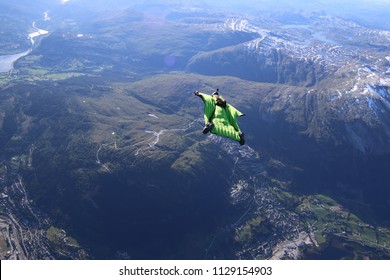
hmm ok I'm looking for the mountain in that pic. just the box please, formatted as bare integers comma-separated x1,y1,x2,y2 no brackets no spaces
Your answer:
1,0,390,260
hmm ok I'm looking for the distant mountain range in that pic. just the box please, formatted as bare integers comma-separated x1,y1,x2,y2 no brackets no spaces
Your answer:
1,0,390,260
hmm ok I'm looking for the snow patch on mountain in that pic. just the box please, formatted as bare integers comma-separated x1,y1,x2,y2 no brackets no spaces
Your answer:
366,84,389,100
44,11,50,21
223,18,267,36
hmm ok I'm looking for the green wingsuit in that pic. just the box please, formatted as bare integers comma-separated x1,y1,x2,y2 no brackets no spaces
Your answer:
196,91,245,144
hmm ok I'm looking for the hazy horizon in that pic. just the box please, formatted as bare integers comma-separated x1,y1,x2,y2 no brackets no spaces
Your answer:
63,0,390,30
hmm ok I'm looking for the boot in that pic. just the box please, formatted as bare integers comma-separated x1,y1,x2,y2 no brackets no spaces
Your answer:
202,123,214,134
239,132,245,146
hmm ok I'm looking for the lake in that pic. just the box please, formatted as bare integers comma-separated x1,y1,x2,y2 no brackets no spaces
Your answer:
0,22,48,73
0,51,30,73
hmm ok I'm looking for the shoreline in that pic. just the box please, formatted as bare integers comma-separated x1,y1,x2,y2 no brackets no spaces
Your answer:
0,22,48,73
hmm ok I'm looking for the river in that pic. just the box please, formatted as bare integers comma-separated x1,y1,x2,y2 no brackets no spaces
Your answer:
0,22,48,73
0,51,30,72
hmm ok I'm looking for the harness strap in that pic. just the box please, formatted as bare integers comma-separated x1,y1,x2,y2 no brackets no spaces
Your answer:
209,96,226,123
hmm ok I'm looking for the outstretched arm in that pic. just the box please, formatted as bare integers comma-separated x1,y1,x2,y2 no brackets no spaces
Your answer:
194,91,216,124
226,104,244,132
